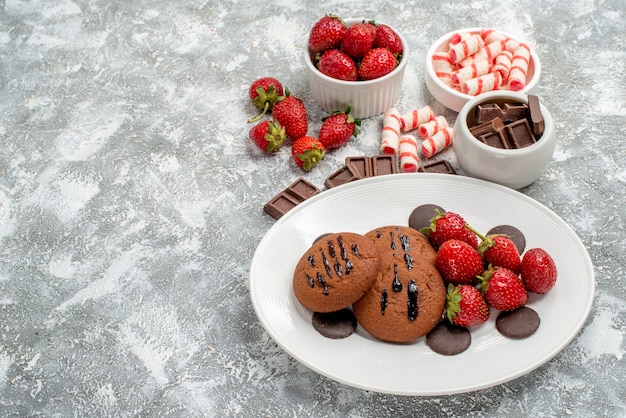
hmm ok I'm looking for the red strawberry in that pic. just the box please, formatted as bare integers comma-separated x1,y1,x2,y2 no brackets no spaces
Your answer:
272,89,308,140
318,106,361,149
445,283,490,327
247,77,284,123
248,119,286,153
317,49,358,81
373,24,403,55
358,48,398,80
478,266,528,311
422,211,479,249
435,239,484,285
467,224,522,273
520,248,557,294
309,15,347,53
291,136,325,171
342,22,376,59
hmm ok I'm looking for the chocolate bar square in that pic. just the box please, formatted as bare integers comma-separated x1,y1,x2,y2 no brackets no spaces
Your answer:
504,118,536,148
324,164,361,189
263,177,321,220
418,160,456,174
345,156,372,178
371,154,397,176
478,130,512,149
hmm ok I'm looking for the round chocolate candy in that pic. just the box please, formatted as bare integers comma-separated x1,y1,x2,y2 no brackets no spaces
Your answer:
311,308,357,339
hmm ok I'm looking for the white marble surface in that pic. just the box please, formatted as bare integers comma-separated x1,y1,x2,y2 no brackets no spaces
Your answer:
0,0,624,416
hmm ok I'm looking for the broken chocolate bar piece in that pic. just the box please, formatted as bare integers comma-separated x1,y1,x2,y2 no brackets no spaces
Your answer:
475,102,530,124
469,117,505,137
504,118,536,148
527,95,544,138
371,154,397,176
263,192,300,220
263,177,321,219
478,130,511,149
418,160,456,174
345,156,372,178
324,164,361,189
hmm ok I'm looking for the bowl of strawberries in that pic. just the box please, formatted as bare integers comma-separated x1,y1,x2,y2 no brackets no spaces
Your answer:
305,16,408,119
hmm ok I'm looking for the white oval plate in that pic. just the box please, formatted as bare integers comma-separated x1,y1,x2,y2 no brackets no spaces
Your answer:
249,174,595,396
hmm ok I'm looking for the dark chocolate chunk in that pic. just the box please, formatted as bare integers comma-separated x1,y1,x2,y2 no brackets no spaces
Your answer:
263,177,320,219
426,321,472,355
311,308,357,339
527,95,544,138
408,204,445,231
324,164,360,189
478,130,511,149
263,192,300,220
417,160,456,174
475,102,530,124
371,154,397,176
504,118,536,148
469,116,505,137
487,224,526,254
288,177,321,201
345,156,372,178
496,306,540,339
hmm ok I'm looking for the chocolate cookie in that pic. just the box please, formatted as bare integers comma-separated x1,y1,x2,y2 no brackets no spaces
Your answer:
365,225,437,265
353,226,446,343
293,232,380,313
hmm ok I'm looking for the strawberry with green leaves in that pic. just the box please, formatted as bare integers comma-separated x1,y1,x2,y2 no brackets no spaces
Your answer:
435,239,484,285
309,15,347,53
317,49,358,81
446,283,490,327
342,21,376,59
248,119,286,153
467,226,522,274
272,88,308,140
247,77,284,123
292,136,325,171
520,248,557,293
478,266,528,311
358,47,398,80
373,24,403,55
422,211,479,249
318,106,361,149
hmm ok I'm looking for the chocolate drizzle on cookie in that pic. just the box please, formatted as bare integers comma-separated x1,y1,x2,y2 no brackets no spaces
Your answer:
380,288,388,315
392,263,402,292
307,254,315,267
404,253,413,270
320,248,332,277
389,231,397,250
407,280,419,320
316,272,329,295
399,234,411,252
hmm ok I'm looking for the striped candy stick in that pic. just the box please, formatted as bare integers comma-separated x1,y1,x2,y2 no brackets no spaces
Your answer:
421,127,454,158
380,108,402,155
399,134,419,172
508,43,531,91
400,106,435,132
461,71,503,96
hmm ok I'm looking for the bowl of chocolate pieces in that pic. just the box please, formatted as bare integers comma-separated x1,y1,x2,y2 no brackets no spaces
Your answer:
453,90,555,189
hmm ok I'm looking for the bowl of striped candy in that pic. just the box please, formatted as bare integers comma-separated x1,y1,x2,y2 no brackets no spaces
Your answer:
425,28,541,112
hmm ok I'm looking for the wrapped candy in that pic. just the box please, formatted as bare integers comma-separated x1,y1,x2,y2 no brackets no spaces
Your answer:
380,107,402,154
492,50,514,79
432,52,455,87
418,115,448,139
508,43,531,91
458,40,504,68
461,71,502,96
448,33,484,64
399,134,419,172
451,58,491,86
400,106,435,132
421,127,453,158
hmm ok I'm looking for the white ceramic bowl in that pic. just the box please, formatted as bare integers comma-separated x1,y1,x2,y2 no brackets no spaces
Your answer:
425,28,541,112
304,18,408,119
453,91,555,189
